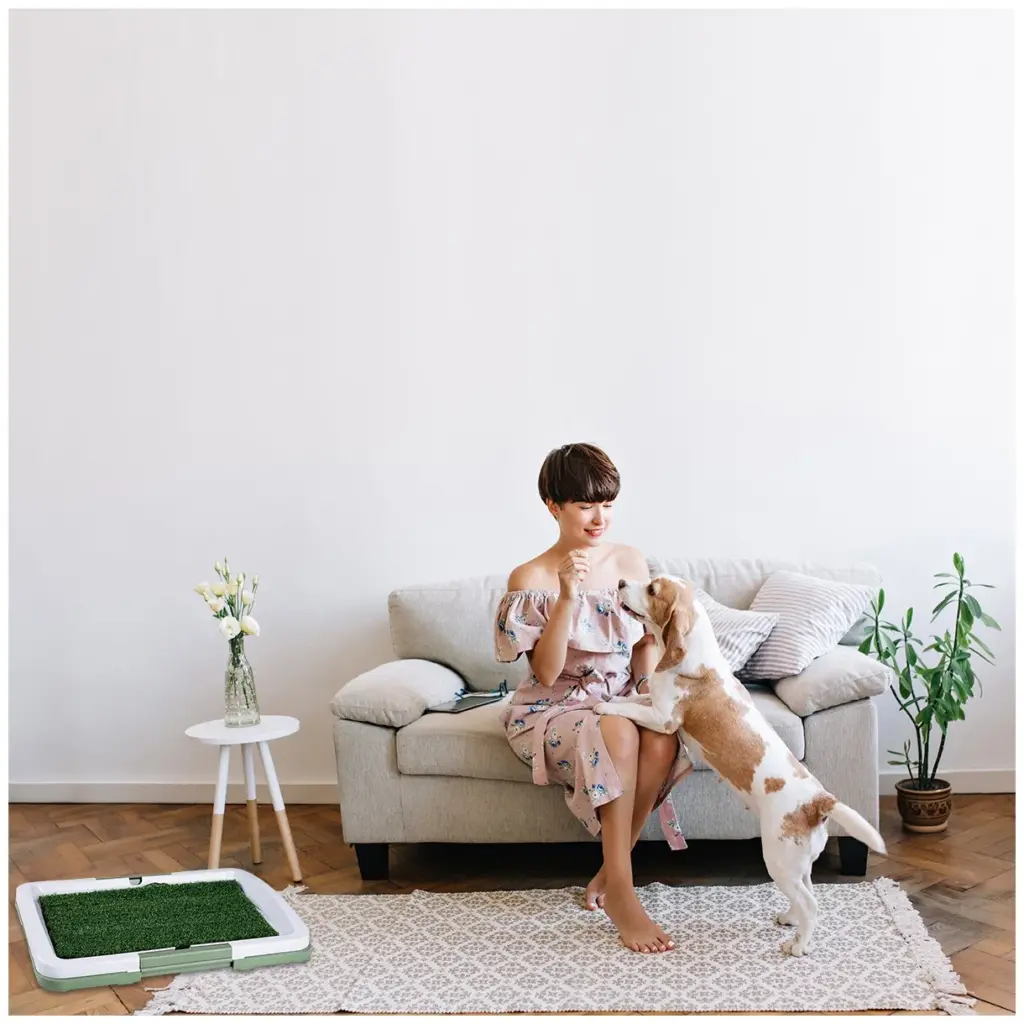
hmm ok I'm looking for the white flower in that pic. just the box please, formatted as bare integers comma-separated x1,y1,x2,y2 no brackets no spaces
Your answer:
236,573,244,584
194,582,210,595
242,590,254,606
218,616,241,640
241,615,260,636
215,561,223,573
211,582,227,597
206,596,226,614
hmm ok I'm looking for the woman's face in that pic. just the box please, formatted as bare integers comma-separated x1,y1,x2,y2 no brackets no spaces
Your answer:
549,499,615,547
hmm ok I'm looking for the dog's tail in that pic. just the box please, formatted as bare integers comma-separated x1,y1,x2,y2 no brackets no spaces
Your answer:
829,801,887,854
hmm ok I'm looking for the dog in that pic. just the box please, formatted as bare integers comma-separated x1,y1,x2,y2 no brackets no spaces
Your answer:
595,574,886,957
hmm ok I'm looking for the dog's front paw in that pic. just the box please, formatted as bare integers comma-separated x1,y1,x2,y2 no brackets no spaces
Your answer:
781,936,809,957
593,702,613,715
776,911,797,927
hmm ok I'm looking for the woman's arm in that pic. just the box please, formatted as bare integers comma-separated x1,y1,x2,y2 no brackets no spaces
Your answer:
526,598,575,687
631,633,659,693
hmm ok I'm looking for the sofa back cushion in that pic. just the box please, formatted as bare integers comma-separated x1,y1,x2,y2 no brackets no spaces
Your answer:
389,575,527,692
646,556,881,646
387,558,882,690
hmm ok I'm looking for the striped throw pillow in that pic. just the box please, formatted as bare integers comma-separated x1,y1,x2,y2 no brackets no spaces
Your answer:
693,589,778,673
738,570,875,681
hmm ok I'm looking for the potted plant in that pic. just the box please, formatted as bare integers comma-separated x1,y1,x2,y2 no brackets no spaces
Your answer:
860,553,1000,833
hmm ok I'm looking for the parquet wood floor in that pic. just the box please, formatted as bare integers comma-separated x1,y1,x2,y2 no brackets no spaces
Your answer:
8,795,1014,1015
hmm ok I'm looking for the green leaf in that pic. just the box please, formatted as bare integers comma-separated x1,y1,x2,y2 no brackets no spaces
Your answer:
970,633,995,657
979,612,1001,630
959,604,974,632
934,572,958,579
953,552,964,575
964,594,983,617
858,637,873,655
877,588,885,612
931,592,956,620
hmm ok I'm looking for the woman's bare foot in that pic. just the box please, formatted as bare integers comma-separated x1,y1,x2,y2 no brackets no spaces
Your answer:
602,882,674,953
584,866,607,910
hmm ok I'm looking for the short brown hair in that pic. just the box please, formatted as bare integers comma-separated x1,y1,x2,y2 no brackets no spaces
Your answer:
538,443,620,506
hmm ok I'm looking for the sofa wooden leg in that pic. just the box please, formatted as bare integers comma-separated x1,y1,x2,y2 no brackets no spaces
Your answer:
838,836,868,875
354,843,389,880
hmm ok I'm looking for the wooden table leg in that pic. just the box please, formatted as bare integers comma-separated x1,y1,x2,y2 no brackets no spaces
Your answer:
257,740,302,882
242,743,262,864
209,745,231,869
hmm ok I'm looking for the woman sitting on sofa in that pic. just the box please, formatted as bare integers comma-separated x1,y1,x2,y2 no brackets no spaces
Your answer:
494,442,692,955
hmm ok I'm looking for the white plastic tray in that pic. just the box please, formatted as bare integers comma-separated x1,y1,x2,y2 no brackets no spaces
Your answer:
16,867,309,989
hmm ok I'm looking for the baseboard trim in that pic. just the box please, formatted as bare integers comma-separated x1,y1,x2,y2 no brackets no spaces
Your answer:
8,781,339,804
10,770,1014,804
879,769,1014,794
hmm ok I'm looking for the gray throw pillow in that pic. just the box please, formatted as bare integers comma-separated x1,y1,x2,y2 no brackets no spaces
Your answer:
738,570,875,681
693,589,778,673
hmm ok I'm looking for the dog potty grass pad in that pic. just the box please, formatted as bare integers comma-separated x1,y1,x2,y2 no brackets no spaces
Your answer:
16,868,309,992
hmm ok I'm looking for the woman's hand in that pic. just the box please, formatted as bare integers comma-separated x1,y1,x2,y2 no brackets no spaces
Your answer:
557,549,590,600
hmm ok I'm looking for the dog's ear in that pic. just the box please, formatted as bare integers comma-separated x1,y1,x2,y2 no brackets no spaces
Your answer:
655,585,695,672
656,606,687,672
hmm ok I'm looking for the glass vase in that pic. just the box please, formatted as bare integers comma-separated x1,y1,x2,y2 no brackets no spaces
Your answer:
224,635,260,727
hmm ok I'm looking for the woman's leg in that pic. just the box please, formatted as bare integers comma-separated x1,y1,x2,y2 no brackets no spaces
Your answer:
591,715,673,953
631,729,681,845
586,728,679,909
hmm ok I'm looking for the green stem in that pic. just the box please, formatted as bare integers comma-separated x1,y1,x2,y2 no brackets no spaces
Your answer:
931,729,947,783
900,629,925,778
930,576,964,783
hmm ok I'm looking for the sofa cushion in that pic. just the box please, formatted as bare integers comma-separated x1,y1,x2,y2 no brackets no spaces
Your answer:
395,687,804,780
330,659,464,728
773,647,891,717
396,699,531,782
389,575,527,692
739,571,875,680
693,589,778,673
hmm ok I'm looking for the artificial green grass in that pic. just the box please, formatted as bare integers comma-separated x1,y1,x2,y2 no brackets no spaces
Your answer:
39,880,278,959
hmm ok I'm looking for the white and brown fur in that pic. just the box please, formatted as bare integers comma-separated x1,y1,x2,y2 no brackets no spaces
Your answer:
597,574,886,957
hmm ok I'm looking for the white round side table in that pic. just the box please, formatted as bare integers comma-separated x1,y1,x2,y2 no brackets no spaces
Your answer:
185,715,303,882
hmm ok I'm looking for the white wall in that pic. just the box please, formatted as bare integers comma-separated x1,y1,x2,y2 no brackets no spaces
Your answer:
11,10,1014,801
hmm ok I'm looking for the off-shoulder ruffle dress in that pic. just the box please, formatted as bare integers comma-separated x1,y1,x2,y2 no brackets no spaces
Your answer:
494,588,692,848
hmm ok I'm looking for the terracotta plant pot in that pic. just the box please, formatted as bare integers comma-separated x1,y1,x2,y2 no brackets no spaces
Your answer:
895,778,953,833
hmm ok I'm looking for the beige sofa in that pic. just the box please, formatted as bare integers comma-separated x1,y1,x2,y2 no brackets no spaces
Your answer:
331,557,891,880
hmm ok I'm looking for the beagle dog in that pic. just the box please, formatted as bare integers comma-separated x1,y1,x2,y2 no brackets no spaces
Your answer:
596,575,885,957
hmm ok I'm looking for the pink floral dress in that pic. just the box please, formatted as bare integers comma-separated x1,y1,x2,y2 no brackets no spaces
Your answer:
494,588,692,849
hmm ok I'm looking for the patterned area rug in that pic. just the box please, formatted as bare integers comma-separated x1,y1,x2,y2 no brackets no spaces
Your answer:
138,879,974,1015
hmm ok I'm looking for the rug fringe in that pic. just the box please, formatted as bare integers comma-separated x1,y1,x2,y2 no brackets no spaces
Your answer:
134,976,192,1016
872,877,976,1016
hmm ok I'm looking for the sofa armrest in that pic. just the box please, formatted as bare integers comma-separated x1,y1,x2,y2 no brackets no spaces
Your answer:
330,659,465,728
772,647,892,717
803,698,880,832
333,718,406,843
